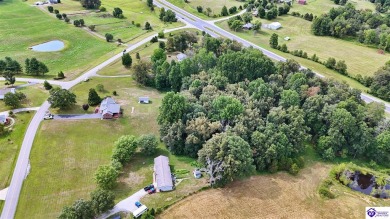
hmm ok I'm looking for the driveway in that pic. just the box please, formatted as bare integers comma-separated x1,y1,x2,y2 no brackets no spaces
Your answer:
98,189,148,219
53,114,101,120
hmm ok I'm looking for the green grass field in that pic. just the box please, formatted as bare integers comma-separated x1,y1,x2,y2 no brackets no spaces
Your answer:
15,77,205,218
289,0,375,16
0,84,50,112
217,15,389,87
0,113,34,211
0,0,121,79
167,0,243,19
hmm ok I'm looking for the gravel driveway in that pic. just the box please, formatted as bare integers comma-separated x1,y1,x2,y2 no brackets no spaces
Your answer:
53,114,101,120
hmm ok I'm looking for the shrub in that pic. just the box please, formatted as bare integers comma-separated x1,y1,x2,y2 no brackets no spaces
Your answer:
158,31,164,38
56,13,62,19
64,17,70,23
82,104,89,111
48,6,54,13
94,165,119,189
138,134,158,155
136,23,141,27
54,9,59,14
289,163,300,175
112,90,117,96
105,33,113,42
88,25,96,31
319,186,335,199
96,84,104,92
57,71,65,79
99,6,106,12
43,80,52,90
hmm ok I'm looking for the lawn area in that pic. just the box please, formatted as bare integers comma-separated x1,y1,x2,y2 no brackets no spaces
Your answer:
15,77,206,218
217,15,390,87
289,0,375,16
167,0,244,20
0,113,34,211
0,84,50,112
0,0,120,79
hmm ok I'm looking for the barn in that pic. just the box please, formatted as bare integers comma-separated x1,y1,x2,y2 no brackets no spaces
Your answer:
153,155,174,192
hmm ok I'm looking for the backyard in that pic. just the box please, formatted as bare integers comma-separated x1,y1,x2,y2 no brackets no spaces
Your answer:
0,84,50,112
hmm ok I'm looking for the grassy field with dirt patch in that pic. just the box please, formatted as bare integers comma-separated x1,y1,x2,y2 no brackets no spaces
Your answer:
289,0,375,16
0,113,34,212
15,77,206,218
159,162,389,219
0,84,50,112
0,0,121,80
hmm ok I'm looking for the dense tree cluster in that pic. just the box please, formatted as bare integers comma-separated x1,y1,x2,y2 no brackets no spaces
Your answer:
312,4,390,50
154,43,389,186
159,8,177,22
80,0,101,9
253,0,290,20
25,58,49,76
0,57,22,85
4,92,26,108
369,62,390,101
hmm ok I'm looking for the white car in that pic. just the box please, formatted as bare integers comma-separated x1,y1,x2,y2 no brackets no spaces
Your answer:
44,114,54,120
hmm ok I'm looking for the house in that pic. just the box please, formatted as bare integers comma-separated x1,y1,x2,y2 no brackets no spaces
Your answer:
0,88,15,100
138,97,150,104
99,97,121,119
49,0,58,3
153,155,174,192
252,10,258,17
242,23,253,30
0,115,6,125
298,0,306,4
267,22,282,30
176,53,188,62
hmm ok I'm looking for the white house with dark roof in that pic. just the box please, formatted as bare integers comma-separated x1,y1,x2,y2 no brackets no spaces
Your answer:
99,97,121,119
153,155,174,192
0,88,15,100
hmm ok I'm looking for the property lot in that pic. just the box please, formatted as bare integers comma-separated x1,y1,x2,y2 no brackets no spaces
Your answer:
289,0,375,16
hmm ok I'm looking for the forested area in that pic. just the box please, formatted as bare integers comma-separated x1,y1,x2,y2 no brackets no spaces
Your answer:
132,33,390,186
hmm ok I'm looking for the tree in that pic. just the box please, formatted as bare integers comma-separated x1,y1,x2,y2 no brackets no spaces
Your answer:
105,33,113,42
56,13,62,19
94,165,118,189
136,52,141,60
159,41,165,50
279,89,300,108
325,57,336,69
3,70,16,85
62,13,67,19
48,6,54,13
370,65,390,101
230,20,243,31
151,48,166,64
252,20,261,33
212,95,244,124
64,17,70,23
147,0,153,7
58,199,94,219
198,133,255,186
25,58,48,76
269,33,278,48
43,80,52,90
57,71,65,79
221,5,229,16
54,9,59,14
113,7,123,18
73,20,81,27
335,60,347,75
132,60,152,85
80,0,101,9
158,92,187,125
79,19,85,26
4,92,25,109
122,53,132,68
48,88,76,109
112,135,138,164
145,22,152,30
88,88,101,106
90,189,115,215
197,6,203,13
138,134,158,155
242,12,253,23
88,25,96,31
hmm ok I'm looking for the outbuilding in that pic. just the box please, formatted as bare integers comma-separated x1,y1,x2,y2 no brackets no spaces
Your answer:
176,53,188,62
0,88,15,100
242,23,253,30
138,97,150,104
153,155,174,192
267,22,282,30
0,115,6,125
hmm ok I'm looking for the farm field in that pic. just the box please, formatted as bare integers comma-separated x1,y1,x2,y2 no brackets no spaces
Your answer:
15,77,206,218
289,0,375,16
0,0,120,79
167,0,243,19
217,15,389,82
0,113,34,212
0,84,50,112
159,162,389,219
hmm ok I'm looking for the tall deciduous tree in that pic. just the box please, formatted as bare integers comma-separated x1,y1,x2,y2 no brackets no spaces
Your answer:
269,33,278,48
111,135,138,164
94,165,118,189
138,134,158,155
158,92,187,125
90,189,115,215
122,53,132,68
48,88,76,109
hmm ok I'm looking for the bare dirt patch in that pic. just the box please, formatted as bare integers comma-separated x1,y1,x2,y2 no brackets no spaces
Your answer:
159,163,386,219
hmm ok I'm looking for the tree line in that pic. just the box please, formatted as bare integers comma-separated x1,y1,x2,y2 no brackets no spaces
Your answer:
0,57,49,85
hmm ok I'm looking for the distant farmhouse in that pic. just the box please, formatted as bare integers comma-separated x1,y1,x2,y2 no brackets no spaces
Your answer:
98,97,121,119
176,53,188,62
243,23,253,30
153,155,174,192
0,88,15,100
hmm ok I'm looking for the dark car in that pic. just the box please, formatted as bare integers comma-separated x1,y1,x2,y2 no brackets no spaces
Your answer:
143,184,154,191
148,188,156,194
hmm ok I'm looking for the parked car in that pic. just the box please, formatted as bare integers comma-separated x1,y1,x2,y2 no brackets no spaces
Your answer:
135,201,142,208
143,184,154,191
147,188,156,194
44,114,54,120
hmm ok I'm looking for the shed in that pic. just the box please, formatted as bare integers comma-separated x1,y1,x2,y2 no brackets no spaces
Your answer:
242,23,253,30
0,88,15,100
193,169,201,179
267,22,282,30
176,53,188,62
153,155,174,192
298,0,306,4
138,97,150,104
0,115,6,124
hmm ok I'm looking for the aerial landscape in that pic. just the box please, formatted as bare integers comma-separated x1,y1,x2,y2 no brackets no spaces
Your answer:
0,0,389,218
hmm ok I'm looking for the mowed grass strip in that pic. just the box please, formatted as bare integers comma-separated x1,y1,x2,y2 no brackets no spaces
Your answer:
0,0,119,79
217,16,390,78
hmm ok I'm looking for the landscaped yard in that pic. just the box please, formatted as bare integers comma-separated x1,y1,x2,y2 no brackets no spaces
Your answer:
217,15,390,91
0,113,34,212
0,84,50,112
0,0,120,79
15,77,206,218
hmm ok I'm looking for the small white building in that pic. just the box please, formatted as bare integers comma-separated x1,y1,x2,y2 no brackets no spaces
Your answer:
242,23,253,30
138,97,150,104
267,22,282,30
0,88,15,100
153,155,174,192
176,53,188,62
0,115,6,125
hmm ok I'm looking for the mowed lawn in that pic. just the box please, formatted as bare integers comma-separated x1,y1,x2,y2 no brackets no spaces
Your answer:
217,15,390,80
0,0,120,79
289,0,375,16
0,84,50,112
167,0,244,19
0,113,34,212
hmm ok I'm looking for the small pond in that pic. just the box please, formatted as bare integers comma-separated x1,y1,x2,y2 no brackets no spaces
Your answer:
340,171,390,199
30,40,64,52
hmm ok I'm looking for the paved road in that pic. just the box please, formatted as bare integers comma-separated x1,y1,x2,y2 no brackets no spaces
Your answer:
98,189,148,219
154,0,390,114
53,114,101,120
0,24,194,219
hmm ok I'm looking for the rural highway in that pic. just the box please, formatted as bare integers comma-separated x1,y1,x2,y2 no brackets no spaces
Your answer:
0,24,192,219
1,4,390,219
154,0,390,113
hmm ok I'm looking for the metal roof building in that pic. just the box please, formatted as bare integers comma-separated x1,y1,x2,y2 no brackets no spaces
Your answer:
153,155,174,192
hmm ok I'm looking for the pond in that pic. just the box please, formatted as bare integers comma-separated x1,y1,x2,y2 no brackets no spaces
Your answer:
341,171,390,199
30,40,64,52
